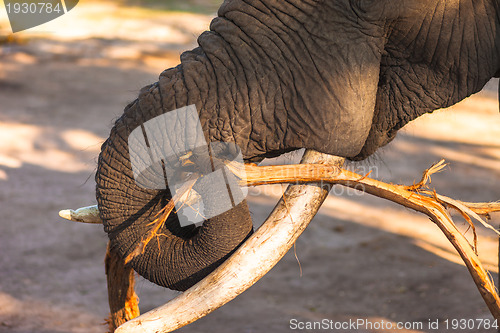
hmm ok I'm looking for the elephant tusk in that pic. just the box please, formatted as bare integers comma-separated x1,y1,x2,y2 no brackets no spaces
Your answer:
59,186,203,226
59,205,102,224
115,149,345,333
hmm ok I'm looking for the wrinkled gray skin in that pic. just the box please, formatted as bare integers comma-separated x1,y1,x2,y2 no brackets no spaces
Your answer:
96,0,500,291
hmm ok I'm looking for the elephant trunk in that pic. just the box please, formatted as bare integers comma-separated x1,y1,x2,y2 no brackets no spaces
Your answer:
96,73,253,291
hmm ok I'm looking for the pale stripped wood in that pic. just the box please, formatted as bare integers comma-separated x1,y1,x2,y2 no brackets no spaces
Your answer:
61,156,500,331
226,159,500,320
117,157,500,332
115,151,345,332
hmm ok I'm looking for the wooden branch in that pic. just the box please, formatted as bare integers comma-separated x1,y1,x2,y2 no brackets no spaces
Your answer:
97,156,499,332
124,158,500,321
115,151,346,333
225,160,500,319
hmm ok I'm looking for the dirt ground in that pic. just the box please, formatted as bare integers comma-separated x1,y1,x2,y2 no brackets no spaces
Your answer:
0,2,499,332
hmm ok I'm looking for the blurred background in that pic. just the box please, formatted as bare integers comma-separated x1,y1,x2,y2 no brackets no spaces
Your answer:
1,1,499,332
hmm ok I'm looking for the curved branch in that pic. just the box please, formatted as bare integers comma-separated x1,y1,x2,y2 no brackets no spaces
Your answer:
229,160,500,319
115,150,345,333
63,158,500,330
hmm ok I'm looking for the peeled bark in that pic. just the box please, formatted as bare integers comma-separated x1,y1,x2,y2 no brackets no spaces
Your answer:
105,244,139,332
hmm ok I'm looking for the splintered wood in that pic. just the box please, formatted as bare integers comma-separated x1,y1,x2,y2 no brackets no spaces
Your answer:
131,158,500,320
229,159,500,319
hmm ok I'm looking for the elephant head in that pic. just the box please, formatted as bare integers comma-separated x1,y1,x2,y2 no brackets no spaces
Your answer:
96,0,500,295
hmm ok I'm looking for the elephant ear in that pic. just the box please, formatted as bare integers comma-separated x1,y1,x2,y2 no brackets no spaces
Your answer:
355,0,500,159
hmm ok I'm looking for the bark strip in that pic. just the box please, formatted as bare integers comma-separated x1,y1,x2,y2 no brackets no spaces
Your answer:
105,243,140,332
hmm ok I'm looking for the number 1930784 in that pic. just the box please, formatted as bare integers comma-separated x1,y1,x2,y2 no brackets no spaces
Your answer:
443,318,498,330
5,2,63,14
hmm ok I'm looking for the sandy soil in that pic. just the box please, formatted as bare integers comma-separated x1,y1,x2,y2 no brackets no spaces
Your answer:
0,2,499,332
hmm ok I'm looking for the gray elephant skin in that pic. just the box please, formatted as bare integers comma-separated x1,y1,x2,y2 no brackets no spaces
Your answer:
95,0,500,291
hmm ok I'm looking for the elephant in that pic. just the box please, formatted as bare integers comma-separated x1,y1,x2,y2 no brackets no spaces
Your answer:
95,0,500,304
